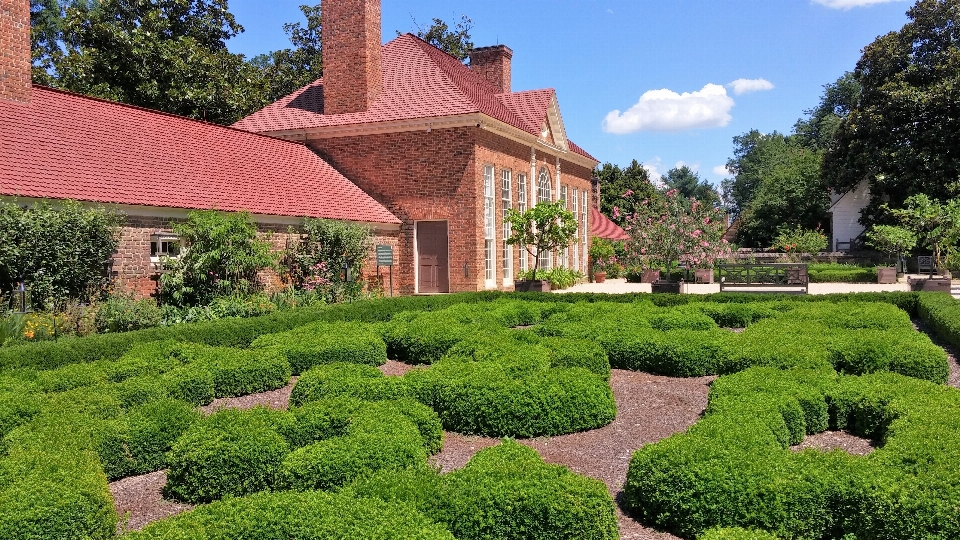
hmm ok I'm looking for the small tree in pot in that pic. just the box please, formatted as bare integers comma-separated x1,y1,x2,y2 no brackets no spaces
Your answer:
589,237,616,283
865,224,916,282
505,201,579,292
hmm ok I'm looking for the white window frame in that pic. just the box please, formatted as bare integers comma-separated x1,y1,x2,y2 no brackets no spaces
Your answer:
560,185,569,268
501,169,513,283
517,173,528,273
581,191,589,273
572,188,580,272
537,167,552,270
150,232,181,267
484,165,496,288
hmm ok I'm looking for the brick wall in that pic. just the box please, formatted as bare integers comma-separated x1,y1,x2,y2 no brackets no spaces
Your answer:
0,0,31,103
309,126,593,294
322,0,382,114
309,126,479,294
113,215,399,299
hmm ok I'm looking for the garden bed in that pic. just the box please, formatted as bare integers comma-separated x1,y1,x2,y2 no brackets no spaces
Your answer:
3,291,960,540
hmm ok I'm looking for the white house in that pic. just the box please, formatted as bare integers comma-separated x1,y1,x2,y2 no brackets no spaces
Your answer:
828,180,870,251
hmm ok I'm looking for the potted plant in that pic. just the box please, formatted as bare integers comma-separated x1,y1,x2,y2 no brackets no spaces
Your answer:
865,225,917,283
589,238,616,283
505,201,579,292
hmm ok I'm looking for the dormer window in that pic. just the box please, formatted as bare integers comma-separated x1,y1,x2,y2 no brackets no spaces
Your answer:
150,233,181,265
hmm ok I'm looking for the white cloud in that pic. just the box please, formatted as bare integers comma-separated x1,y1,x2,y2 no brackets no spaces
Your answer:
675,160,700,172
812,0,905,9
643,158,666,187
602,84,734,134
606,8,614,14
728,78,774,95
712,165,731,177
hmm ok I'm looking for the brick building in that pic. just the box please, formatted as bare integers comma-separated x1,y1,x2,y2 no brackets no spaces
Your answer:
2,0,600,297
234,0,599,294
0,0,400,297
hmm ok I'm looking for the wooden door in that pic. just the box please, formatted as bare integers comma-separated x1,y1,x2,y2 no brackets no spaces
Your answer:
417,221,449,293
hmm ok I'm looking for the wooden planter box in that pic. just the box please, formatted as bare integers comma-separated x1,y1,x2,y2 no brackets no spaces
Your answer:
515,280,551,293
651,280,681,294
694,269,714,284
877,267,897,284
909,277,951,292
641,270,661,283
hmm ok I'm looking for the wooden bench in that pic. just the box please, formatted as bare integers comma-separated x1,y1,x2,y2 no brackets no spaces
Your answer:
718,263,809,294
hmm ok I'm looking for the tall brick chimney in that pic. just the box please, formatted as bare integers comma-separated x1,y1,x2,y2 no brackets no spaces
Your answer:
0,0,31,103
469,45,513,94
322,0,382,115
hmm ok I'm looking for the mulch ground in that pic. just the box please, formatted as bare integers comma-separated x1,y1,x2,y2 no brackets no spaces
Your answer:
109,321,960,536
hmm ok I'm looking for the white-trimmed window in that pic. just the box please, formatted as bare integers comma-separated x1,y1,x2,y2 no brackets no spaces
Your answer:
484,165,496,287
560,185,569,267
572,188,580,271
581,190,588,273
150,233,181,266
501,169,513,281
537,167,552,203
537,167,552,270
517,173,528,273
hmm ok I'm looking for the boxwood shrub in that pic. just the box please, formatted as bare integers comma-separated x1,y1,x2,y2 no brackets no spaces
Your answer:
623,367,960,539
349,441,619,540
251,321,387,375
125,490,456,540
163,407,293,503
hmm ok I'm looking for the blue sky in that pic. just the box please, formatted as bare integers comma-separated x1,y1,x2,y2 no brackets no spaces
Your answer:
226,0,913,185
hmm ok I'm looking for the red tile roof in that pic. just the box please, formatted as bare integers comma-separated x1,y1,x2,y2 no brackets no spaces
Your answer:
0,87,400,224
590,207,629,241
233,34,597,162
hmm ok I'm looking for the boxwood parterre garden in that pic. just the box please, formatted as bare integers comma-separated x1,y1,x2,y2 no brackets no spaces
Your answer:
1,290,959,539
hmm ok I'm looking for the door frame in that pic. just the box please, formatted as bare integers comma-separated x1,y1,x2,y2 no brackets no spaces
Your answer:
413,219,451,295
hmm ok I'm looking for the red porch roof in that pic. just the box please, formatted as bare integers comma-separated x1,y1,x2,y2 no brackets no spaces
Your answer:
591,207,629,241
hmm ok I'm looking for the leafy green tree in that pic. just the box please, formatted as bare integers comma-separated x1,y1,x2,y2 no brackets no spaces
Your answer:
251,4,323,103
159,210,275,307
31,0,267,124
505,201,579,276
865,225,918,265
793,72,861,151
283,218,372,302
889,194,960,271
723,131,830,247
403,15,474,61
0,200,121,305
823,0,960,227
593,160,660,226
662,166,720,207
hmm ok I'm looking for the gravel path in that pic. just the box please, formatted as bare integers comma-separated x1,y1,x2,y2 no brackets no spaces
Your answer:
198,377,298,415
109,470,193,533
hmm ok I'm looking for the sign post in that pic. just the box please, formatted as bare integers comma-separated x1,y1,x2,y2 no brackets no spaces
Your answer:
375,245,394,297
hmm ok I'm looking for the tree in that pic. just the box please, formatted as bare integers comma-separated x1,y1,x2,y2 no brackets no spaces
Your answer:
283,218,372,302
251,4,323,104
889,194,960,272
865,225,918,266
403,15,474,61
31,0,267,125
793,72,861,151
159,210,275,307
505,201,579,276
0,200,121,305
593,160,660,226
724,131,830,247
662,166,721,207
822,0,960,228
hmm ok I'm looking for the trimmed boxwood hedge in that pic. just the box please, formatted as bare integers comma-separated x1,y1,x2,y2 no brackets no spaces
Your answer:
348,440,619,540
251,320,387,375
623,367,960,539
126,490,456,540
700,528,781,540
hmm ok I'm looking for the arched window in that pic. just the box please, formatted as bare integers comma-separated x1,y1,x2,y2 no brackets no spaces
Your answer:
537,167,552,203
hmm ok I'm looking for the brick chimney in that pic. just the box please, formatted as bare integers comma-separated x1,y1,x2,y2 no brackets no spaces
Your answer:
0,0,31,103
322,0,383,115
469,45,513,93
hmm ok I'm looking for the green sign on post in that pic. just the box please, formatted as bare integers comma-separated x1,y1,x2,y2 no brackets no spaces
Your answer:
376,245,394,266
376,245,394,297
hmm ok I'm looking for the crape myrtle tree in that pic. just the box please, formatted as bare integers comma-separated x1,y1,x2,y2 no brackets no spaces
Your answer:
823,0,960,228
622,189,730,278
505,201,579,278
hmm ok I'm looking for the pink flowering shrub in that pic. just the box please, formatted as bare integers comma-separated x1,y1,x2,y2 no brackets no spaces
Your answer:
622,190,730,274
